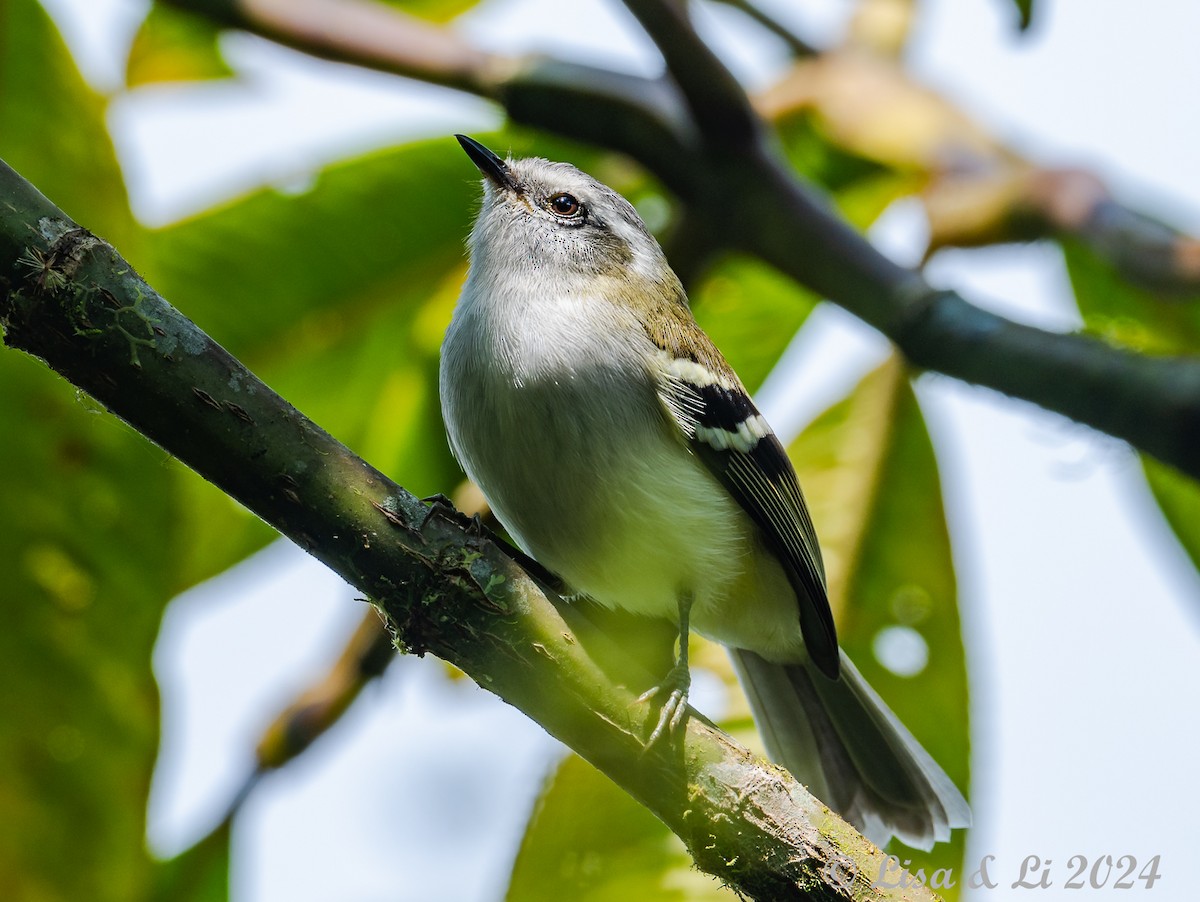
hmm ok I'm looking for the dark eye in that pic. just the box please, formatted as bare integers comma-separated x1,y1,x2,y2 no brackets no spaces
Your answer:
548,193,581,217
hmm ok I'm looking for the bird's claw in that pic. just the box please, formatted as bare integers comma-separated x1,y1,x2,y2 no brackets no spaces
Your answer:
637,661,691,749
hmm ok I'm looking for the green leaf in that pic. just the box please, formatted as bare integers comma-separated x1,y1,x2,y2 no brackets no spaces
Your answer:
0,0,136,250
691,256,818,392
139,136,486,506
1142,457,1200,577
251,267,463,499
506,754,737,902
126,4,233,88
140,138,473,356
141,131,619,519
0,355,171,902
835,170,923,231
1063,237,1200,354
0,3,189,899
775,112,892,194
788,356,970,884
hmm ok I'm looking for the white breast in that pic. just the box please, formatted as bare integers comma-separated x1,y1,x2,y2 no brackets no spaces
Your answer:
440,281,805,659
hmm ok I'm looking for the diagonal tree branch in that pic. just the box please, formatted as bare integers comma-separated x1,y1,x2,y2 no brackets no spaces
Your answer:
0,159,939,901
250,478,504,779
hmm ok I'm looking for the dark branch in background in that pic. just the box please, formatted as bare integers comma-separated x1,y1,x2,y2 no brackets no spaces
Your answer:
621,0,759,148
660,205,724,289
0,160,936,902
159,0,1200,480
622,0,1200,468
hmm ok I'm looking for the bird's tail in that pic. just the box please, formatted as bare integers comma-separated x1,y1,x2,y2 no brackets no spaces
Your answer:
729,647,970,850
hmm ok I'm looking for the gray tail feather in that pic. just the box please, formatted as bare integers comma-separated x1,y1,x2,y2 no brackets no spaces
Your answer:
729,647,970,851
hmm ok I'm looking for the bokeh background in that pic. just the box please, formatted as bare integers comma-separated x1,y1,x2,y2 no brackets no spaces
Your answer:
3,0,1199,899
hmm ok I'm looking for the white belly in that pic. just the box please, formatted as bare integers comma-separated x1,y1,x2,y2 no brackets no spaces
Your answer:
440,297,806,660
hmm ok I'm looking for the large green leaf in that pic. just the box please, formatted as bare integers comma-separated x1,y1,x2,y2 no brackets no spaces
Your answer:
140,138,474,358
138,136,490,526
0,357,172,902
249,265,463,501
789,356,969,887
0,0,136,249
118,137,496,587
141,131,624,513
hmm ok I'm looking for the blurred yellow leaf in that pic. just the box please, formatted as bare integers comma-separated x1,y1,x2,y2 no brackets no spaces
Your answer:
759,51,1009,176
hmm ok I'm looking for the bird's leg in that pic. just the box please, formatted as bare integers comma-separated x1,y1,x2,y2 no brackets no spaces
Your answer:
638,591,693,747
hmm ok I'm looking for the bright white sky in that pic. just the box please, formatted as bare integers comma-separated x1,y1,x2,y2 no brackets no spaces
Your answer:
41,0,1200,899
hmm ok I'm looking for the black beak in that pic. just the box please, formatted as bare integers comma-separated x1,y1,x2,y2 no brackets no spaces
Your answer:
455,135,518,192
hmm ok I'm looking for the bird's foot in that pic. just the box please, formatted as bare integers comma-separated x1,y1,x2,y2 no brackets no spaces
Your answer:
636,660,691,749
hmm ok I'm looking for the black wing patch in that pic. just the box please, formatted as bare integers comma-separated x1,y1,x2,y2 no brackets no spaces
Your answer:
658,363,840,679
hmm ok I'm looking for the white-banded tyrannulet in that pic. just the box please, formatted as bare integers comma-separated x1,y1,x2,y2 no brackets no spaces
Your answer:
439,135,969,849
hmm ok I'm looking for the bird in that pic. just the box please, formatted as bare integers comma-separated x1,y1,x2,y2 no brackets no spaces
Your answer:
439,134,970,850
